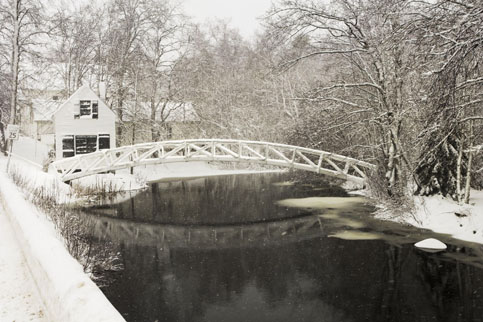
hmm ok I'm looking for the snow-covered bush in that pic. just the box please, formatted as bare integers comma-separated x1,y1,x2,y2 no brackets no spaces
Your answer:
8,165,123,286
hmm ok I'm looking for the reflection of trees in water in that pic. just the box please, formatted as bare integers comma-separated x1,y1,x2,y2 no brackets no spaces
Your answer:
369,245,483,322
376,245,408,322
103,237,483,322
415,250,483,322
104,238,380,321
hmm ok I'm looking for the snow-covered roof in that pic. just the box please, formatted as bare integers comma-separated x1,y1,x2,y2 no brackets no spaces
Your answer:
32,99,65,121
122,101,198,123
52,84,116,119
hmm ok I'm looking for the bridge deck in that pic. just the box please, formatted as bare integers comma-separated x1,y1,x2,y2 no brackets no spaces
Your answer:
50,139,375,183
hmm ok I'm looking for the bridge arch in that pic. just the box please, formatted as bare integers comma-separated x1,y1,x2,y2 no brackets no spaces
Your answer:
50,139,375,183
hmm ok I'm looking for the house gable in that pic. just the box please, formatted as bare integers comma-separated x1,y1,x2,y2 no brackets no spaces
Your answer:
53,85,116,119
53,84,116,160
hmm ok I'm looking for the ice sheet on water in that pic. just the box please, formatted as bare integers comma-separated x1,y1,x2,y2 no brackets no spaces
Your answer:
328,230,382,240
277,196,368,209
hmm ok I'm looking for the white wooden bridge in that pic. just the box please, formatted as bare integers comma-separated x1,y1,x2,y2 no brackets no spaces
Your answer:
50,139,375,183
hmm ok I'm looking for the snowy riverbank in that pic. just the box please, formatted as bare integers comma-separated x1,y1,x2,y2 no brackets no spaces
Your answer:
413,191,483,244
0,158,126,322
375,190,483,245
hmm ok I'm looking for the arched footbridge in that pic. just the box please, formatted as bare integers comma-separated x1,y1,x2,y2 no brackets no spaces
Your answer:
50,139,375,183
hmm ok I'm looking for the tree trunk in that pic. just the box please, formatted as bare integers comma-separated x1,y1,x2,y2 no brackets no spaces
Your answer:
116,73,125,146
9,0,20,126
0,119,6,155
463,121,474,204
456,139,463,203
464,151,473,204
386,126,401,192
150,99,159,142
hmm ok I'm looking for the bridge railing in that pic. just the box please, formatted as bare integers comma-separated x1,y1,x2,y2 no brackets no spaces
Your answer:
50,139,376,183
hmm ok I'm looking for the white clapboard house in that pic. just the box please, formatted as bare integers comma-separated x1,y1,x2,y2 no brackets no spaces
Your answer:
53,84,116,160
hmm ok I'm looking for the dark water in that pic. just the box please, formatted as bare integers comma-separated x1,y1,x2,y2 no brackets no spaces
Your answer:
82,173,483,322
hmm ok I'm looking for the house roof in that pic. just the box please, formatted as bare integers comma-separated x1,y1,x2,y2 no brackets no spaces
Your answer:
122,101,198,123
32,99,65,121
52,84,116,119
30,85,196,123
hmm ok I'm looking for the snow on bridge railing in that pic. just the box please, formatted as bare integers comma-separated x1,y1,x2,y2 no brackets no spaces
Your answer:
50,139,376,183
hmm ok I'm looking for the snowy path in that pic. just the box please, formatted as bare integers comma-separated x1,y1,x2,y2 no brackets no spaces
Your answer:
0,210,47,322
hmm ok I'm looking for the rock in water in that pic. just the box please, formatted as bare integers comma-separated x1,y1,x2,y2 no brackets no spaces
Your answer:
414,238,447,252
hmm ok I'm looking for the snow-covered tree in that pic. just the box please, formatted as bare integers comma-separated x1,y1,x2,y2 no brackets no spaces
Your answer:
414,0,483,202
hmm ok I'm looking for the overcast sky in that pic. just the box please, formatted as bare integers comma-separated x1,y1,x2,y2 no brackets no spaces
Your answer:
181,0,275,39
47,0,275,40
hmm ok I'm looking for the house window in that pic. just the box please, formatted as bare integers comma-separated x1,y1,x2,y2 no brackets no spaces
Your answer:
62,135,75,158
61,134,111,158
75,135,97,155
80,100,91,116
92,101,98,119
98,134,110,150
76,100,99,119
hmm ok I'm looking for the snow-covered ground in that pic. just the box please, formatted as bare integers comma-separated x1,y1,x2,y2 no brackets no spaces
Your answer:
410,190,483,244
0,209,47,322
0,158,126,322
373,189,483,244
11,136,52,166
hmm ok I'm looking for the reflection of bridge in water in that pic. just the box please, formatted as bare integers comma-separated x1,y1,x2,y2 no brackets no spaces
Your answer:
86,208,329,249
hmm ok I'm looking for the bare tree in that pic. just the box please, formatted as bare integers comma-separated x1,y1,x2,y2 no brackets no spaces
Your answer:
177,21,293,141
137,0,187,141
104,0,149,144
0,0,45,125
267,0,426,196
50,2,102,96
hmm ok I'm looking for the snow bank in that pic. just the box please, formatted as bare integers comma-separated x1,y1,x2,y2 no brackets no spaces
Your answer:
0,211,47,321
375,189,483,244
409,190,483,244
11,136,51,165
0,164,125,322
7,158,74,203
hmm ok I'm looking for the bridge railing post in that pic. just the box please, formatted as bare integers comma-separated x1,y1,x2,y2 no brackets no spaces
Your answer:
317,153,324,172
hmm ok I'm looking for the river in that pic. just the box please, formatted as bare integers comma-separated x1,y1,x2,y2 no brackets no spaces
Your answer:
80,172,483,322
